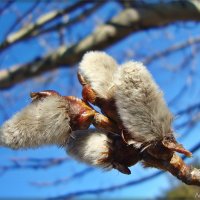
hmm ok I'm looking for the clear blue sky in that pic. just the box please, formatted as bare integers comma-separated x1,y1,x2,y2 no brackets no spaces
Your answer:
0,1,200,199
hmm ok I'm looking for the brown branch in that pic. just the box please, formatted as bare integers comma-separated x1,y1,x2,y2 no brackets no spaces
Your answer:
1,0,200,89
143,153,200,186
47,142,200,200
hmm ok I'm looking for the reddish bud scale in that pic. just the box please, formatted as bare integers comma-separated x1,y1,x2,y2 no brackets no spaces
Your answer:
65,96,95,130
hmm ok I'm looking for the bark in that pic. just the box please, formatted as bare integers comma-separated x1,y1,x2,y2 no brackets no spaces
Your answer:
143,152,200,186
1,0,200,89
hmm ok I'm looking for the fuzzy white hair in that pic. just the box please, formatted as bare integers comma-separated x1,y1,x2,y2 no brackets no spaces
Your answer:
79,51,118,100
114,61,173,144
0,96,71,149
66,130,112,169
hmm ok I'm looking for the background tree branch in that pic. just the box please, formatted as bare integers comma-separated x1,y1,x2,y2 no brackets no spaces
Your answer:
0,0,88,52
1,0,200,89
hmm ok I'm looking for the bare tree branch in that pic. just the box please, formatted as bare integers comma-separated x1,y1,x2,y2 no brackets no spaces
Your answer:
32,1,104,38
1,0,200,89
48,172,163,200
31,167,94,187
176,102,200,116
143,37,200,65
3,1,40,40
0,0,88,52
0,1,13,15
0,157,69,175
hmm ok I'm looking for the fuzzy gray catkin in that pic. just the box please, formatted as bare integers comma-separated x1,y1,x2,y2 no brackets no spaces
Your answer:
0,95,71,149
79,51,118,100
66,130,113,169
114,61,173,145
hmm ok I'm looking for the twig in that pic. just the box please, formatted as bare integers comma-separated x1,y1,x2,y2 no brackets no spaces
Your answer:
0,0,89,52
143,37,200,65
48,172,163,200
0,1,13,15
3,1,40,40
176,102,200,116
0,157,69,175
32,2,104,37
31,167,94,187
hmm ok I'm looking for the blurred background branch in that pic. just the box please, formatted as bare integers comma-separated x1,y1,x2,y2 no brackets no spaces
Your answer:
1,0,200,89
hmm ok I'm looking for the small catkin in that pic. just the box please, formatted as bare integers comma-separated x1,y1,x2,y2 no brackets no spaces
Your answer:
0,95,71,149
114,61,173,144
79,51,118,100
66,130,113,169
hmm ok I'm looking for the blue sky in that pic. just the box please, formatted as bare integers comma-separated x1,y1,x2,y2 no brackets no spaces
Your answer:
0,1,200,199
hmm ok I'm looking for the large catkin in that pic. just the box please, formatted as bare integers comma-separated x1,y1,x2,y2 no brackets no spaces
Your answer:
114,61,173,144
0,96,71,149
79,51,118,100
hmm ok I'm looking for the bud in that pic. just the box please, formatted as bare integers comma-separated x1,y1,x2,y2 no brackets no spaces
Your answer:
114,61,173,144
79,51,118,100
0,95,71,149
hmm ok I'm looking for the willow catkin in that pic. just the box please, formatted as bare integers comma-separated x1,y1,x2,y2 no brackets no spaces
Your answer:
79,51,118,100
0,95,71,149
66,130,113,169
114,61,173,145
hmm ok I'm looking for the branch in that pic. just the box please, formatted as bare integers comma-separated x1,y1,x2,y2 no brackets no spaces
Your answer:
173,102,200,130
49,172,163,200
0,1,13,15
1,0,200,89
0,0,88,52
3,1,40,40
176,102,200,116
23,2,104,38
143,37,200,65
143,154,200,186
48,141,200,200
31,167,94,187
0,157,69,175
49,156,200,200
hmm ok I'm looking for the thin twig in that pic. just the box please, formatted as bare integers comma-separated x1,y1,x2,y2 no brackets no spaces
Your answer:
0,0,89,52
0,1,14,15
143,37,200,65
0,157,69,175
31,167,94,187
32,2,104,37
3,1,40,40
